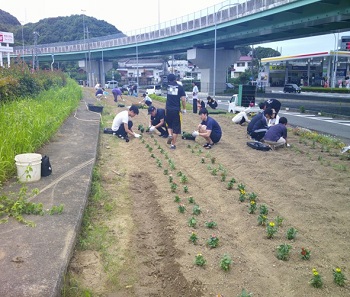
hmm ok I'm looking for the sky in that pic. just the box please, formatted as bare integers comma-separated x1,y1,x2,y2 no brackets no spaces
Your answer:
2,0,350,56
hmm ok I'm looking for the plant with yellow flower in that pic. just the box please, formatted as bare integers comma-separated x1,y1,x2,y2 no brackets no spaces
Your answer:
266,221,278,239
194,253,206,266
219,254,232,271
310,268,323,288
257,214,267,226
189,232,198,244
248,192,258,202
333,267,346,286
248,200,257,214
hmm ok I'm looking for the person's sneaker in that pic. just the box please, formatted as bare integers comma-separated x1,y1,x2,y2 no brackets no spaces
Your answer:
170,144,176,149
203,143,210,148
205,143,213,149
167,135,173,144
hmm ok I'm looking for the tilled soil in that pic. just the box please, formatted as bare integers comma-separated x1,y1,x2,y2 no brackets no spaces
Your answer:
67,90,350,297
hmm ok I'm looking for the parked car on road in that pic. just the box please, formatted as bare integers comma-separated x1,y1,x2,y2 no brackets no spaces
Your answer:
105,80,118,89
145,84,162,96
283,83,301,93
228,94,260,114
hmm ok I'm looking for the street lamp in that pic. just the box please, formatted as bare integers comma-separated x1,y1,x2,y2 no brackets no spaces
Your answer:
33,31,40,71
136,35,140,88
81,10,88,86
213,3,239,99
332,33,339,88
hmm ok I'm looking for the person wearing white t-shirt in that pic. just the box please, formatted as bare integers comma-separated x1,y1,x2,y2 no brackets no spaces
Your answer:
268,109,280,126
192,82,199,100
232,109,251,125
111,105,140,139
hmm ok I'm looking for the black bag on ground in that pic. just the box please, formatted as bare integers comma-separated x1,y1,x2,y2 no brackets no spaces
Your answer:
41,155,52,177
246,141,271,151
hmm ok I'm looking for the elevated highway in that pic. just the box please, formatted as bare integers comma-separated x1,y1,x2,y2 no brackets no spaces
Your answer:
11,0,350,90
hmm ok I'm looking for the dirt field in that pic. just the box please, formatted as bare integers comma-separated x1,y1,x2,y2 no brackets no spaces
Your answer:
67,90,350,297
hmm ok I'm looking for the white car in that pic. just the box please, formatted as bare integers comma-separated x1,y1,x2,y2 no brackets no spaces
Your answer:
105,80,118,89
227,94,260,114
145,84,162,96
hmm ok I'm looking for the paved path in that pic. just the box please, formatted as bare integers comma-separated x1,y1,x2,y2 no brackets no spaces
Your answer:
0,93,101,297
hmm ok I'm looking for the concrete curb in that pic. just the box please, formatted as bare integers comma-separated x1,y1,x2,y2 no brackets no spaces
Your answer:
0,96,101,297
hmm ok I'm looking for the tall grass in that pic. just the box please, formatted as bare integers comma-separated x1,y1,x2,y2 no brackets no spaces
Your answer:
0,79,82,182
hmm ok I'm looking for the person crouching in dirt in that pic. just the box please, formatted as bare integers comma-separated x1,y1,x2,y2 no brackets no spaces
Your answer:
206,96,218,109
95,88,104,100
232,109,251,126
139,93,153,107
111,105,140,140
263,116,288,149
148,106,168,138
192,108,222,149
247,108,273,141
197,98,206,111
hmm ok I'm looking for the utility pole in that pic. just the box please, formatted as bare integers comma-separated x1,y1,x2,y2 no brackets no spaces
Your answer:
33,31,39,71
87,27,92,86
81,10,88,86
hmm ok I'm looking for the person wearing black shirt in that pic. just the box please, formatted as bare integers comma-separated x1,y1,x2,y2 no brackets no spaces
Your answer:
148,106,168,138
165,73,187,149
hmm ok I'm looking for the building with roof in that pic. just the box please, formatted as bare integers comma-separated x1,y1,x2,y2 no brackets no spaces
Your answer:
230,56,252,78
117,58,166,85
260,51,350,88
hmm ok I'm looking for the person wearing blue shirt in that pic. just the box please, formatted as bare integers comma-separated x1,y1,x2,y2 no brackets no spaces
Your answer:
263,117,288,149
247,108,273,141
193,108,222,149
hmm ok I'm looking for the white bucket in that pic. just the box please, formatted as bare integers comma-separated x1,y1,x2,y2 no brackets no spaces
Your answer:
15,153,42,183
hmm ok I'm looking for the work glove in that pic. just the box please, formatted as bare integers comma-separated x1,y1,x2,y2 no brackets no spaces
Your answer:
133,133,141,138
192,131,199,137
149,126,156,132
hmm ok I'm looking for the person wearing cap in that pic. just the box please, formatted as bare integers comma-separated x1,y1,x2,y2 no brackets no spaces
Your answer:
111,105,141,139
192,108,222,149
148,106,168,138
165,73,187,149
139,93,153,107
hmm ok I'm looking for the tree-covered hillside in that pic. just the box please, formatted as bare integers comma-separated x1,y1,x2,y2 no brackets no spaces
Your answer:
0,10,121,46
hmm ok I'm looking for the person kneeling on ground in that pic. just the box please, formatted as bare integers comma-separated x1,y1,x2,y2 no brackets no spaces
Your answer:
207,96,218,109
263,116,288,149
192,108,222,149
148,106,168,138
247,108,273,141
111,105,140,139
232,108,251,125
95,87,105,100
139,93,153,106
